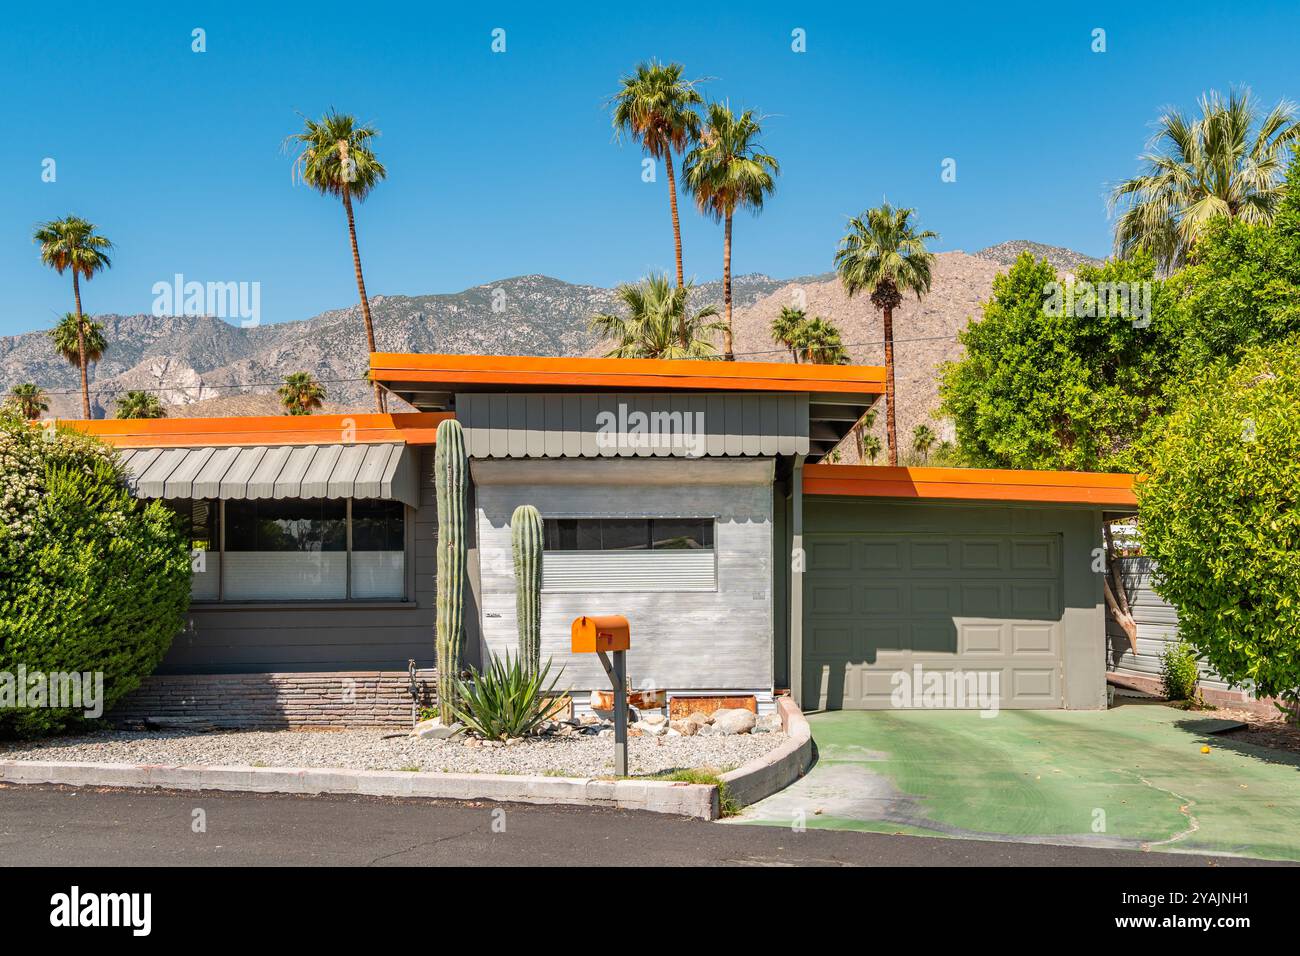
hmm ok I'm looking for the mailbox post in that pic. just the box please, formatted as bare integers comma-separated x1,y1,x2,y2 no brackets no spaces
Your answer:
572,615,631,777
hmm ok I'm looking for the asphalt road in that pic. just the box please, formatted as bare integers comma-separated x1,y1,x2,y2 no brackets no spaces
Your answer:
0,784,1279,867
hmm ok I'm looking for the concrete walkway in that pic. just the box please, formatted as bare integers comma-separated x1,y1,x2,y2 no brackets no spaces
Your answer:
730,702,1300,862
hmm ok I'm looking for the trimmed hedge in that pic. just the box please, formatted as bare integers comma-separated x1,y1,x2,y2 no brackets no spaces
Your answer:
0,413,191,738
1139,336,1300,710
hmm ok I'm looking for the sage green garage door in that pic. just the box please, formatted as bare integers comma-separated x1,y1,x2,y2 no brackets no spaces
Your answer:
803,532,1065,710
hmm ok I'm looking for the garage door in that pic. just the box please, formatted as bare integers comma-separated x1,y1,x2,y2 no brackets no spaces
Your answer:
803,533,1064,710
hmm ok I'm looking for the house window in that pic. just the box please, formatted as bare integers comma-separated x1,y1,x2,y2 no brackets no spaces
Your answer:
541,518,716,592
350,499,406,599
164,498,406,603
167,499,221,601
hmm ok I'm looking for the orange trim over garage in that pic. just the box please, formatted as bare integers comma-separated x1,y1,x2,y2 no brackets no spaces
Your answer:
803,464,1139,506
370,352,887,396
60,412,450,448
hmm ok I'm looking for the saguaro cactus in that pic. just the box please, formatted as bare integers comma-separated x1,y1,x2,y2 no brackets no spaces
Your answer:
511,504,543,674
434,418,468,723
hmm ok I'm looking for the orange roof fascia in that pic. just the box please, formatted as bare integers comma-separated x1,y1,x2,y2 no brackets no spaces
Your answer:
803,464,1139,506
370,352,887,395
60,412,451,449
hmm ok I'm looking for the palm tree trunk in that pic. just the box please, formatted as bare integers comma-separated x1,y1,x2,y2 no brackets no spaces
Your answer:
342,186,386,413
665,150,685,289
72,272,90,418
883,307,897,466
722,213,734,361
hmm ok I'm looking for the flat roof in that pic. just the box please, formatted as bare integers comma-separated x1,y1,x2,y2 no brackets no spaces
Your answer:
803,464,1139,506
62,412,449,448
370,352,887,410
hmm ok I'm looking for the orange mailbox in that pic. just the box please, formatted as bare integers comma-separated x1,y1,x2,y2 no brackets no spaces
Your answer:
571,615,631,654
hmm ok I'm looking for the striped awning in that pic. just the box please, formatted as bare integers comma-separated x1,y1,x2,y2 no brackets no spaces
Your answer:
116,443,420,507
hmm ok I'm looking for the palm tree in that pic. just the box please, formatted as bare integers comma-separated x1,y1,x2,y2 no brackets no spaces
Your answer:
589,274,724,359
684,103,779,360
771,306,806,362
610,61,704,288
912,424,936,463
50,312,108,417
114,390,166,419
278,372,327,416
834,203,938,466
792,316,849,365
33,216,113,418
859,432,883,464
1111,88,1300,272
287,110,388,411
852,408,878,463
8,383,49,420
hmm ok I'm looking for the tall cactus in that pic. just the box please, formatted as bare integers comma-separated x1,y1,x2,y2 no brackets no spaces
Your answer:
511,504,543,674
434,418,468,723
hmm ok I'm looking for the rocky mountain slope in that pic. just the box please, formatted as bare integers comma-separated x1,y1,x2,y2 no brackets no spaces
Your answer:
1,243,1097,441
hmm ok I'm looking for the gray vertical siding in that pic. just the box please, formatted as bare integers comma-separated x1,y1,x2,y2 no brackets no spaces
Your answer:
1106,556,1239,693
456,391,810,458
159,447,460,674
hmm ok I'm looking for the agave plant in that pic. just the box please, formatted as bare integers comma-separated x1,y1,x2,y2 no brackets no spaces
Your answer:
452,652,566,741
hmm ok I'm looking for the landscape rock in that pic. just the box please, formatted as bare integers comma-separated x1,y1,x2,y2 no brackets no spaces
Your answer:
414,719,464,740
710,708,756,735
669,719,698,737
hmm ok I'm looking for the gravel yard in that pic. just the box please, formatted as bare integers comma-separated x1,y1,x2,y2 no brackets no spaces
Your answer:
0,727,786,778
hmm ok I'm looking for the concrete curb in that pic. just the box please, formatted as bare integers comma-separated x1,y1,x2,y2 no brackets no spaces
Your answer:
718,697,812,809
0,759,718,820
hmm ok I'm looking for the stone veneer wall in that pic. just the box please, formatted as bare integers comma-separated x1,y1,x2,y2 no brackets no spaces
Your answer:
109,670,437,730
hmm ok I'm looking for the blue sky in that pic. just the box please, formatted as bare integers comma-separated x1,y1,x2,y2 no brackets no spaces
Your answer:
3,0,1298,336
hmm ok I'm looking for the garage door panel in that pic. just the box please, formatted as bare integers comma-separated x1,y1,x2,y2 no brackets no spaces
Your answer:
1011,623,1057,654
1012,582,1058,617
960,583,1004,616
808,539,854,572
804,531,1065,711
960,623,1005,654
960,539,1003,570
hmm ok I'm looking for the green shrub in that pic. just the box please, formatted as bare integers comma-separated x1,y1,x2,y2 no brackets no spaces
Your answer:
0,414,191,738
1139,336,1300,716
1159,639,1201,702
452,652,565,741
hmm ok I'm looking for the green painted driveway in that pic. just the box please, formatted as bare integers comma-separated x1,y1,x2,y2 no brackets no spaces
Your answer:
733,702,1300,862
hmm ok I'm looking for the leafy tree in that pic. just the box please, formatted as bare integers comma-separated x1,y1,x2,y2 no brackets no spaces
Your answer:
1165,146,1300,375
33,217,113,418
0,412,190,737
683,103,778,360
791,316,848,364
49,312,107,417
609,60,704,289
278,372,327,415
835,203,937,465
912,424,936,462
1139,336,1300,720
939,252,1177,472
7,384,48,420
771,306,806,362
114,391,166,419
287,110,388,411
1111,88,1300,273
590,274,723,359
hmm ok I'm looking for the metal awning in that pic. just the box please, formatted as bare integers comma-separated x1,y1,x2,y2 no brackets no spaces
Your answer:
116,442,421,507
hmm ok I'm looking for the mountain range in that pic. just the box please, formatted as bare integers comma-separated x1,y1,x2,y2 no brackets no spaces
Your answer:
1,241,1101,458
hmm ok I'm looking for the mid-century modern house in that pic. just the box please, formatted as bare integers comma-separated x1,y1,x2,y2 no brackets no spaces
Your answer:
70,353,1140,727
